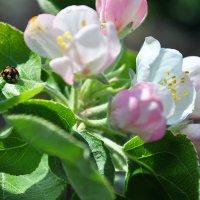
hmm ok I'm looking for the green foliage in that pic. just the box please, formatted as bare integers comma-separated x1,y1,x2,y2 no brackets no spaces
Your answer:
37,0,95,14
6,114,115,200
48,156,68,181
0,23,44,112
0,128,42,175
8,99,76,132
76,130,115,184
0,156,65,200
124,132,199,200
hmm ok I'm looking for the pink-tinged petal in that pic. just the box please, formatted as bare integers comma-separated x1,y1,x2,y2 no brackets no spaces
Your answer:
148,117,166,142
133,82,175,119
110,82,166,142
181,124,200,159
182,124,200,139
102,22,121,69
111,89,140,129
96,0,106,21
189,87,200,119
24,14,62,58
50,57,74,85
132,0,148,30
53,5,99,36
96,0,142,32
182,56,200,88
182,57,200,118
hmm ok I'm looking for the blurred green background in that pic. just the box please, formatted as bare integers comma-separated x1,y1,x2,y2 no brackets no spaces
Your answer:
0,0,199,56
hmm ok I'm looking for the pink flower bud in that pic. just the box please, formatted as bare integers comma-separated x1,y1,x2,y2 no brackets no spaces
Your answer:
110,82,166,142
96,0,148,32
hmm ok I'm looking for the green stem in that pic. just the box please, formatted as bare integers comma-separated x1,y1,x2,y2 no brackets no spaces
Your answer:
81,103,108,117
77,116,125,137
106,64,126,79
97,135,127,163
72,86,79,113
44,85,69,106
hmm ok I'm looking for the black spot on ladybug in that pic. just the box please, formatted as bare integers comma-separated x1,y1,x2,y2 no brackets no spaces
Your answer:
1,66,19,83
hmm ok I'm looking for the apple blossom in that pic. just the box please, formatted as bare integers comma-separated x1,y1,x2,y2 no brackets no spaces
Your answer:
182,56,200,119
96,0,148,33
110,82,166,142
24,5,121,85
136,37,196,125
181,124,200,159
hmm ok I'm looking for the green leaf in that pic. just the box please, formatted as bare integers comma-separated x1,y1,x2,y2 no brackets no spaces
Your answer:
124,132,199,200
76,130,115,184
37,0,95,14
0,23,44,111
0,156,65,200
0,128,42,175
0,82,45,113
48,156,68,181
107,48,137,75
37,0,59,14
8,99,76,131
6,114,115,200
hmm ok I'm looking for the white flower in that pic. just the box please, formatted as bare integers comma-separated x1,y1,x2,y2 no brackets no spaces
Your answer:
24,6,121,85
136,37,196,125
182,56,200,119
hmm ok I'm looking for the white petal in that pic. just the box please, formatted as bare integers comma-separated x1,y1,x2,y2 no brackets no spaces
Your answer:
150,48,183,83
136,63,150,82
72,24,109,74
53,5,99,36
168,77,196,124
50,57,74,85
136,36,161,67
24,14,62,58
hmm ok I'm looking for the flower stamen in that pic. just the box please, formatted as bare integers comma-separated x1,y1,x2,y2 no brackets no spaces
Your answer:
81,19,86,27
63,32,73,42
159,71,190,102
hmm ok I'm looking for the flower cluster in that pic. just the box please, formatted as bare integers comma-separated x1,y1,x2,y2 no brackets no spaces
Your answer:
24,0,200,144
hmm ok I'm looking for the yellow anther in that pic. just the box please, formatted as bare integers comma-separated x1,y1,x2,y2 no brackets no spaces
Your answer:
81,19,86,27
61,42,67,49
172,75,176,79
169,88,176,94
166,71,170,76
184,71,190,74
57,36,63,44
63,32,73,42
180,77,185,80
172,79,176,84
180,80,185,84
168,83,173,87
182,91,189,96
164,79,167,84
174,95,181,102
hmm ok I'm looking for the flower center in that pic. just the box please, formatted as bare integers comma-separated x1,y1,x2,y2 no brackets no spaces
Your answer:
57,31,73,49
159,71,190,102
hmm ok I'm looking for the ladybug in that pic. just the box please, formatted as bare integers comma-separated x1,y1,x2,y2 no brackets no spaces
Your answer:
1,66,19,83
